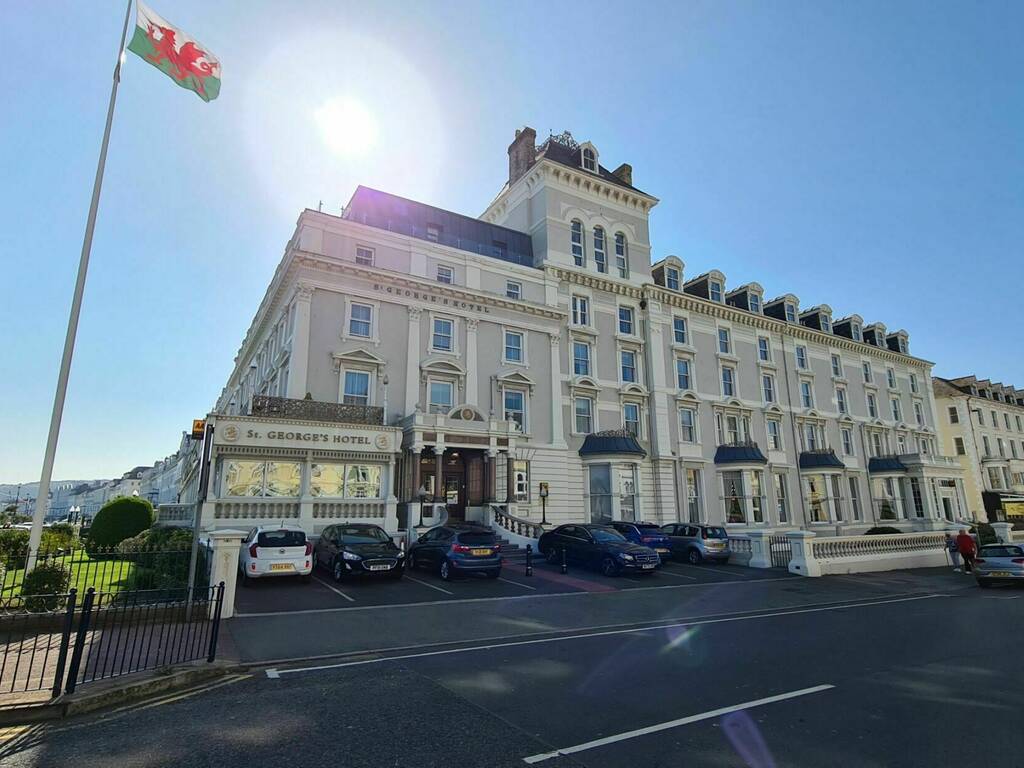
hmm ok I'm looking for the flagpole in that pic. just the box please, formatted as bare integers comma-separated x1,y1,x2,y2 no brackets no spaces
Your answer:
27,0,135,566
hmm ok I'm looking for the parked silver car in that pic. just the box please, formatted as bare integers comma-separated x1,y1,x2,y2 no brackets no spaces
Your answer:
660,523,732,564
974,544,1024,588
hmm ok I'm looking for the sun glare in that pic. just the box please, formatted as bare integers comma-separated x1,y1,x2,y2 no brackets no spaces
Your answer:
314,97,378,158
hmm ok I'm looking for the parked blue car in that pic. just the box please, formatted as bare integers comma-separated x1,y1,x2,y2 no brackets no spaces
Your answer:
609,521,673,560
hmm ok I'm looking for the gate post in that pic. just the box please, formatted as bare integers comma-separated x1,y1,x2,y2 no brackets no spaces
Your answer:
991,522,1013,544
65,588,96,695
206,529,248,620
786,530,821,577
51,589,77,698
746,530,772,569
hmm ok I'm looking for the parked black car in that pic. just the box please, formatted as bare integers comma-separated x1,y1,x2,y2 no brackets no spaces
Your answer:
407,524,502,580
538,524,660,577
314,523,405,581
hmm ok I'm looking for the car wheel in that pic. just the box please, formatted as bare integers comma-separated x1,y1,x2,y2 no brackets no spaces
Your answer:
332,558,346,583
486,569,500,579
977,578,993,588
407,552,417,571
600,556,620,577
688,549,703,565
440,558,453,581
311,551,319,571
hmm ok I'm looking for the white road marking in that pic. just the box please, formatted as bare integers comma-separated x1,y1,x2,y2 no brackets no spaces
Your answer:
313,575,356,602
405,574,454,595
265,593,946,677
234,575,797,618
498,577,538,590
670,562,748,578
521,684,836,763
655,569,697,580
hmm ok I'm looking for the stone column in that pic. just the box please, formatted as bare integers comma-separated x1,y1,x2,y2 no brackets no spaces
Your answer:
410,447,423,499
549,333,565,447
786,530,821,577
405,307,422,416
298,452,314,533
434,445,445,503
285,283,313,398
506,454,515,504
484,450,496,503
466,318,479,406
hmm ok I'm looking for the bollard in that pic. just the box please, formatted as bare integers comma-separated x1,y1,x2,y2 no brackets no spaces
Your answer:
560,546,568,574
525,544,533,577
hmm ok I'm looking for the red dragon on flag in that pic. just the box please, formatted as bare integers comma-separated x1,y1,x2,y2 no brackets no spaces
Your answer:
127,1,221,102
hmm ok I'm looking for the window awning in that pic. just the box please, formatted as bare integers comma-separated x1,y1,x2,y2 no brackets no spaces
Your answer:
579,431,646,458
714,443,768,465
799,450,846,470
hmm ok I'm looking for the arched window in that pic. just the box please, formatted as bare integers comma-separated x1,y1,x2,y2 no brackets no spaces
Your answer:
582,147,597,172
570,220,585,267
614,232,628,278
593,227,607,273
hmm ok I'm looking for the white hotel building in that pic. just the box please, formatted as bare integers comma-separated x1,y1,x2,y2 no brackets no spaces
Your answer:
175,127,966,537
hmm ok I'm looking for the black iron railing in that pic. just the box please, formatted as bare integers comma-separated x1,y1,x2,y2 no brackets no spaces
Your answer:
0,584,224,699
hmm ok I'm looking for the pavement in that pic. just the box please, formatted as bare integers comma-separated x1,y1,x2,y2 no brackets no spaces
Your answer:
2,567,1022,767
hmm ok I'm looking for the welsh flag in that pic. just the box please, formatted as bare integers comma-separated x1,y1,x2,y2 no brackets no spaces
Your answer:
126,1,221,102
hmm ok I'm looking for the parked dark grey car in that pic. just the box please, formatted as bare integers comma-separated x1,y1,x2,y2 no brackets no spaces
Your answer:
407,524,502,580
661,523,732,564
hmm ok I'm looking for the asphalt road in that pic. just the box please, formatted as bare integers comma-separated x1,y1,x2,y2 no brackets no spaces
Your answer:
3,568,1022,768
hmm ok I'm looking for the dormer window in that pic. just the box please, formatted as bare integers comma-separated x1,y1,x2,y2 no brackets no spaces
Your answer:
821,316,831,333
852,323,862,342
748,294,761,314
709,280,723,302
785,303,797,323
898,338,908,354
666,267,680,291
582,147,597,173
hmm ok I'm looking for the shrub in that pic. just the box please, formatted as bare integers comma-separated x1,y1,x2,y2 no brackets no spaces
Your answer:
87,497,154,549
119,526,205,591
21,561,71,611
118,525,193,552
41,523,78,552
969,523,996,546
0,528,30,568
864,526,903,536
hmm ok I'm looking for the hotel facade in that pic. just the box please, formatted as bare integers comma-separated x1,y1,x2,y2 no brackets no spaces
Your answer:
177,128,967,537
932,375,1024,523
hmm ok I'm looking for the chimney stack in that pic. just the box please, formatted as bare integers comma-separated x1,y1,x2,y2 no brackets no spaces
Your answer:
508,126,537,186
612,163,633,187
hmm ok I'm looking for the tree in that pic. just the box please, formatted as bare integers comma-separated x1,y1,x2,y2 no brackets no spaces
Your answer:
88,496,155,549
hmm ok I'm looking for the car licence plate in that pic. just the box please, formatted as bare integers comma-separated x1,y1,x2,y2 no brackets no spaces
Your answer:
989,571,1012,577
656,548,671,554
270,563,294,572
642,563,656,570
471,548,492,556
368,564,391,571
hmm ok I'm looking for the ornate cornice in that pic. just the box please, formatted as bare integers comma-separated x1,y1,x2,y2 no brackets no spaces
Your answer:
646,285,933,368
548,266,645,299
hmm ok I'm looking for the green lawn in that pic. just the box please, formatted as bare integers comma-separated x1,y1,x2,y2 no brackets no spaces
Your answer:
1,551,139,597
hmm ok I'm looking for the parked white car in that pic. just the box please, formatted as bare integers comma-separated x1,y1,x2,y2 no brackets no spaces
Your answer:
238,525,313,585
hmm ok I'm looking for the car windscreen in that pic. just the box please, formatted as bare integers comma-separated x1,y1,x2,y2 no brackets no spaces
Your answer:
338,526,390,544
257,530,306,547
636,524,662,532
456,532,497,546
590,528,627,542
980,546,1023,558
703,527,728,540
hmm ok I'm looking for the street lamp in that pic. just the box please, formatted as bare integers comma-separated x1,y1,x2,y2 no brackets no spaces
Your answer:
539,482,549,526
417,485,429,528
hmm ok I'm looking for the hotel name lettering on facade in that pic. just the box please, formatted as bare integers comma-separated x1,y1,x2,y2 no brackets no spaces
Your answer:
373,283,491,313
218,421,394,452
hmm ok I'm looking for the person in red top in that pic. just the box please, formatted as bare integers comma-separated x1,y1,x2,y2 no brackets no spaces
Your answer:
955,529,978,573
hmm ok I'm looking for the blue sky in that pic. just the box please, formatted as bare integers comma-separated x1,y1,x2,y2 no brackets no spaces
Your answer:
2,0,1022,483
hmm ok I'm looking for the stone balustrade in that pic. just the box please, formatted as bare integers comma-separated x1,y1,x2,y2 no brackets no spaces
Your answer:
787,529,950,577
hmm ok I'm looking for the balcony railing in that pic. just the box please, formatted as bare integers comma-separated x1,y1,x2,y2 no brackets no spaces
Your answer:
250,395,383,426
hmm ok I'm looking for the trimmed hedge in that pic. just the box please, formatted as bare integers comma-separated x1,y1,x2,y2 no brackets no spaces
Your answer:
969,523,996,546
864,526,902,536
0,528,30,568
88,496,154,549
